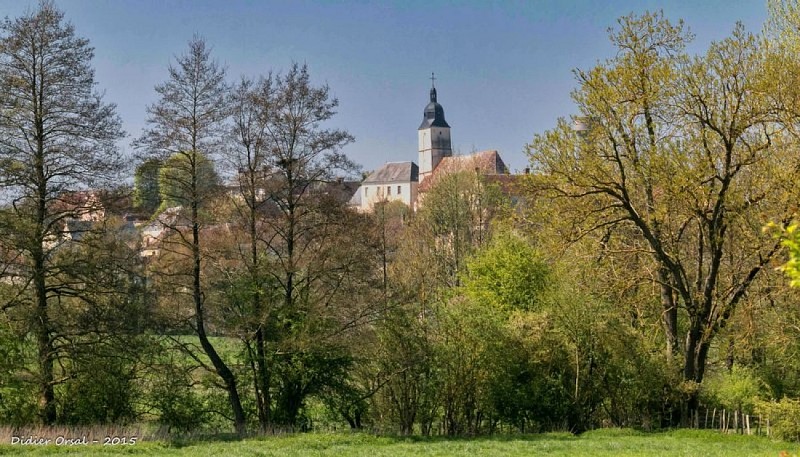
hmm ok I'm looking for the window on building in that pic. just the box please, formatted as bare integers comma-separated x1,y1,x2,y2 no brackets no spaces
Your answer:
397,185,402,195
364,187,368,197
387,186,391,196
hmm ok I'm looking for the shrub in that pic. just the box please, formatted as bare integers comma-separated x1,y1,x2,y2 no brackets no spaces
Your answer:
755,397,800,442
148,367,208,433
59,357,138,425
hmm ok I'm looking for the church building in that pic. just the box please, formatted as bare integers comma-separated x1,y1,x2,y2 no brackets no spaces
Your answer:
351,77,510,212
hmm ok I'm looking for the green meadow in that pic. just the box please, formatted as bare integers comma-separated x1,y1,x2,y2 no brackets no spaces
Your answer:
0,429,797,457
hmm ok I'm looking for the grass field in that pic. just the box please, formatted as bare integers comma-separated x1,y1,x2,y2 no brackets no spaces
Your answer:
0,428,798,456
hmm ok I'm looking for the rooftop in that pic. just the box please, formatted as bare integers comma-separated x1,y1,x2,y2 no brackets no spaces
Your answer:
419,150,509,192
364,161,419,184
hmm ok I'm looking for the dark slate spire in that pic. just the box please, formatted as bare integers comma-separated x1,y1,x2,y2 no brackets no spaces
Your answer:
430,72,437,103
419,72,450,129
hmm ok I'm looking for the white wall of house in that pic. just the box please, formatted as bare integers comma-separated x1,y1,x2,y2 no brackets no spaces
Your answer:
359,181,418,211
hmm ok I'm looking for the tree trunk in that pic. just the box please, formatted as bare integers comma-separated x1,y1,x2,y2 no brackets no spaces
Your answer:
255,327,271,429
250,195,271,430
34,253,56,425
683,318,711,424
192,190,246,434
658,267,678,357
34,139,56,424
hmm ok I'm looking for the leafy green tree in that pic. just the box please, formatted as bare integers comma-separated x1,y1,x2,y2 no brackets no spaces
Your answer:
463,230,549,312
133,159,162,215
372,305,439,435
527,12,800,420
704,366,764,422
158,151,221,210
0,1,124,424
774,223,800,288
367,171,513,435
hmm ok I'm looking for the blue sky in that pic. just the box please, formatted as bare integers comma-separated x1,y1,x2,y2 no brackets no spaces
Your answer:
0,1,768,174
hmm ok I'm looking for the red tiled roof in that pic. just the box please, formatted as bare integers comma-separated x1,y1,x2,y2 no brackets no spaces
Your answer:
418,150,509,192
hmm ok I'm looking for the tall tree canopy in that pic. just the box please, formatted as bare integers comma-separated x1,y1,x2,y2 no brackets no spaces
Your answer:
134,36,246,433
527,11,800,420
237,64,362,428
0,1,124,424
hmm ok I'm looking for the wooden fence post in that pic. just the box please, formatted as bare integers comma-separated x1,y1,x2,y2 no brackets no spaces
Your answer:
724,409,728,433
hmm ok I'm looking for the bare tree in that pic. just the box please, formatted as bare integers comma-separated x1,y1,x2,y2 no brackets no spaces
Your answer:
0,1,124,424
224,77,274,429
134,36,246,434
227,64,369,427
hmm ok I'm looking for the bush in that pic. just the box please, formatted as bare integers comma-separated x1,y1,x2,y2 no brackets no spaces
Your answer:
0,386,37,426
703,366,765,415
148,366,208,433
755,397,800,442
58,353,141,425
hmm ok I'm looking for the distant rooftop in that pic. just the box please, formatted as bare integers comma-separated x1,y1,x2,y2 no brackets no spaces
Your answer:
419,150,509,192
364,161,419,183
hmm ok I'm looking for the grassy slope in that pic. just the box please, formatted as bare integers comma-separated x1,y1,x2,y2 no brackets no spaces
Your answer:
0,429,797,457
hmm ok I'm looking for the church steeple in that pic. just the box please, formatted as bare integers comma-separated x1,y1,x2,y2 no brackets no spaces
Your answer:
419,72,450,130
418,73,452,183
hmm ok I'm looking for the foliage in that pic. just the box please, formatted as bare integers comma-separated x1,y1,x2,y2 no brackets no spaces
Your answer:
485,310,572,432
767,0,800,47
133,159,163,215
157,151,221,210
756,397,800,442
415,171,507,288
433,297,504,435
462,230,549,312
59,356,138,425
703,366,766,416
0,325,36,426
370,304,438,436
773,222,800,288
148,367,209,433
0,0,125,424
526,11,800,421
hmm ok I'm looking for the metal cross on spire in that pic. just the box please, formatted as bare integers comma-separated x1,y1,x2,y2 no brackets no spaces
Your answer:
430,72,436,88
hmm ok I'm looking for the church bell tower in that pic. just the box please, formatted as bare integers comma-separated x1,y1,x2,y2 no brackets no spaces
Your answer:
418,73,452,184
